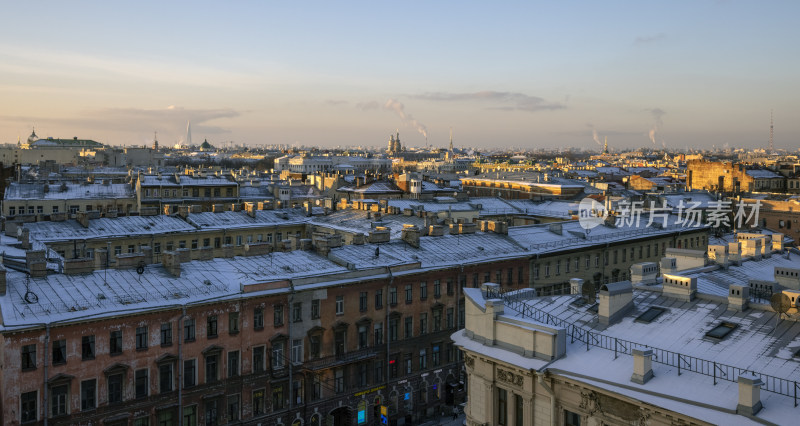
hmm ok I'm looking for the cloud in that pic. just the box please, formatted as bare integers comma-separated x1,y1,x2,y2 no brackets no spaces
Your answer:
414,91,564,112
355,101,380,110
634,33,667,45
0,106,242,141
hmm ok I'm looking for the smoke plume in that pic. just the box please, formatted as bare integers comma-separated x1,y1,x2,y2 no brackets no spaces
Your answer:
383,99,428,139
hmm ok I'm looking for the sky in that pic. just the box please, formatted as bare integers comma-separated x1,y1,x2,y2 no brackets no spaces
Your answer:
1,1,799,151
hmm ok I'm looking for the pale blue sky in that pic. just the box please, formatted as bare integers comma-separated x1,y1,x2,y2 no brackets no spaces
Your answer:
1,1,798,150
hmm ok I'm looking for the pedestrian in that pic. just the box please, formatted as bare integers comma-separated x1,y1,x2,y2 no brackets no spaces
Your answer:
452,406,458,420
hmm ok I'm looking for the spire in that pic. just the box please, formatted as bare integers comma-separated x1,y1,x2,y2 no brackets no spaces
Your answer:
603,136,609,155
153,131,159,151
449,127,454,152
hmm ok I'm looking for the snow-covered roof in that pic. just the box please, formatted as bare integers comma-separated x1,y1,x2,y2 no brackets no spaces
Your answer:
139,175,236,187
746,169,782,179
455,279,800,425
187,209,309,230
0,250,348,327
23,215,197,242
4,182,134,200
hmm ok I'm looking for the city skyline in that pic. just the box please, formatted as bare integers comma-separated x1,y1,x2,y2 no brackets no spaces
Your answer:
1,1,799,150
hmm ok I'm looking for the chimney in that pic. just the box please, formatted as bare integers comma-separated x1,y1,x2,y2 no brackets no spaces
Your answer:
161,251,181,277
598,281,634,325
736,373,764,416
178,205,190,219
569,278,585,295
368,227,390,243
772,233,785,251
707,245,729,268
95,248,108,270
728,284,749,311
742,238,762,261
244,202,256,218
774,267,800,291
631,349,654,385
76,211,89,228
728,242,743,266
630,262,658,286
488,221,508,235
428,225,444,237
660,257,676,274
401,225,420,248
548,222,562,235
661,274,697,302
0,265,6,295
212,204,225,213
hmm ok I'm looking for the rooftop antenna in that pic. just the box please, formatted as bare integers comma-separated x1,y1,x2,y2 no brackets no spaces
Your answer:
769,109,774,154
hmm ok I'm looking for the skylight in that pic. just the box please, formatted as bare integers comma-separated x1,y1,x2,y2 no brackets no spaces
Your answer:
705,322,738,340
635,307,666,324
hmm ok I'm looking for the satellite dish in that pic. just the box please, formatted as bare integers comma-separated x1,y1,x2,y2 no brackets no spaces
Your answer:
582,282,596,302
770,293,791,319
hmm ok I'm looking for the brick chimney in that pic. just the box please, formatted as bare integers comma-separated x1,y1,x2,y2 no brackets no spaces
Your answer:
401,225,420,248
161,251,181,277
736,373,764,416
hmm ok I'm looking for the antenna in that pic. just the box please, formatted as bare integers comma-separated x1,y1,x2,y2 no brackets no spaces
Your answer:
769,110,774,153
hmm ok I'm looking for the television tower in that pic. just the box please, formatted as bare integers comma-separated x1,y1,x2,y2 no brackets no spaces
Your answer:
769,110,774,153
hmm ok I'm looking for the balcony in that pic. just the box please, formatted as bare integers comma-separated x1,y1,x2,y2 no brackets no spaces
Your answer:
301,346,380,372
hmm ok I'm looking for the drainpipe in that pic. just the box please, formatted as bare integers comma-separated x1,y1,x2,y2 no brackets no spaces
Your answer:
288,281,295,410
43,323,50,426
178,305,186,426
385,266,394,413
537,372,556,426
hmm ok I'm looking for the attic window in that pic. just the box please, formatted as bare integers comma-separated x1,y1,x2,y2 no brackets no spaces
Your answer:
586,303,599,313
705,321,737,340
635,307,666,324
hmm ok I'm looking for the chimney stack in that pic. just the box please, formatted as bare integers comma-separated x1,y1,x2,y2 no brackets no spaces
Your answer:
736,373,764,416
598,281,634,325
631,349,654,385
401,224,420,248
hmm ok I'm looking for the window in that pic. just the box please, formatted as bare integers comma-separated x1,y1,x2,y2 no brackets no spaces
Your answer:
108,373,123,403
565,409,582,426
375,289,383,309
433,309,442,332
81,379,96,410
21,390,37,423
293,302,302,322
334,368,345,392
374,322,383,346
205,400,218,426
496,270,503,283
21,344,36,370
253,390,265,416
135,369,148,398
183,359,196,388
191,239,198,250
420,281,427,299
205,354,218,383
292,339,303,364
405,284,412,303
51,384,68,417
336,295,344,315
158,409,175,426
207,316,218,338
311,299,320,319
497,388,507,426
82,335,95,360
273,383,285,410
110,330,122,355
360,292,368,311
419,313,428,335
446,279,454,295
635,307,666,324
159,363,174,393
389,318,398,342
389,287,397,305
253,308,264,329
404,316,413,339
253,346,265,373
228,394,240,422
184,318,195,342
432,345,440,366
419,348,427,370
405,354,412,375
182,405,197,426
154,242,161,254
358,325,368,348
434,279,441,297
533,264,540,280
228,351,240,377
229,312,240,334
37,205,43,214
544,263,550,277
160,323,172,346
374,360,384,383
447,307,454,329
131,327,147,351
8,206,14,215
308,334,320,359
706,322,738,340
274,304,284,326
515,394,524,426
272,342,285,369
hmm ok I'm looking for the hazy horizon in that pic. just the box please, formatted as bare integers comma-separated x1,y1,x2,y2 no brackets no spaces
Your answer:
2,1,799,150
